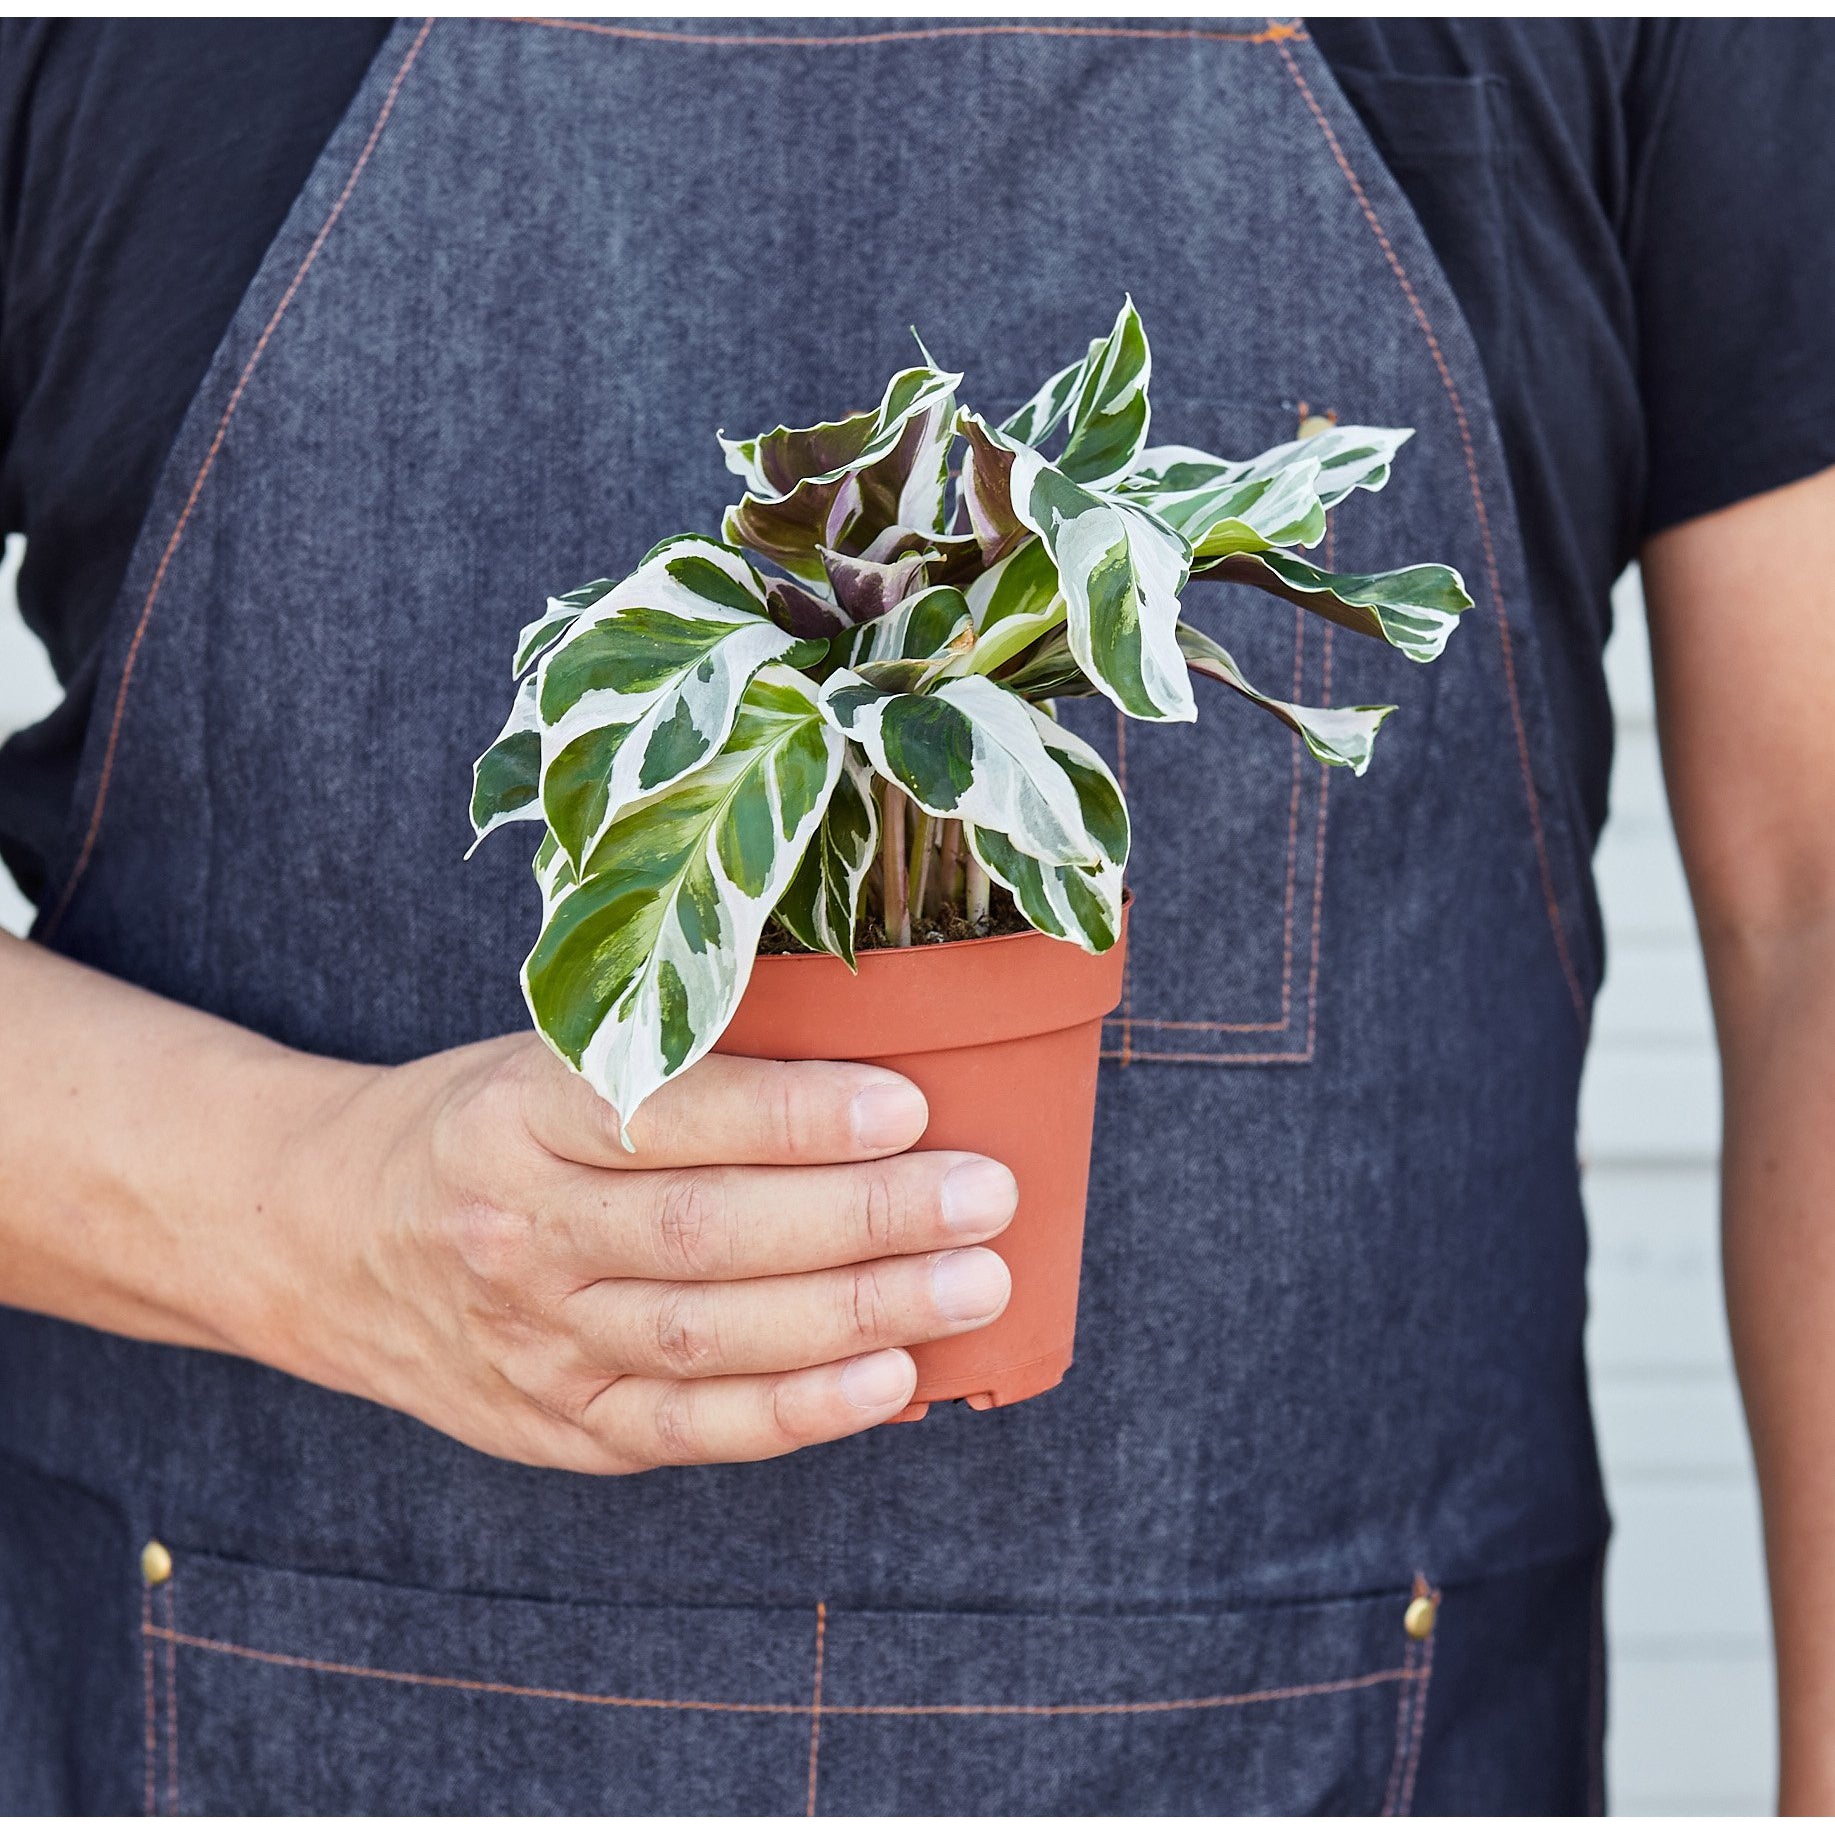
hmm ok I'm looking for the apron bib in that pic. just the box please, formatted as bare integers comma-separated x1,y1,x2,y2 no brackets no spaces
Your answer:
3,18,1607,1813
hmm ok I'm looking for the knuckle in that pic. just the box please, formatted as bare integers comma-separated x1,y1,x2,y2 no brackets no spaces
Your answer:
650,1169,729,1277
857,1166,902,1256
448,1199,534,1296
765,1377,811,1452
648,1283,724,1377
648,1385,702,1464
486,1042,547,1144
844,1265,894,1347
756,1062,817,1160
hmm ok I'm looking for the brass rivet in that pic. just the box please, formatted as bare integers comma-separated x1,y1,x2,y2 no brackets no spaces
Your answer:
140,1540,173,1586
1403,1594,1437,1640
1297,413,1335,440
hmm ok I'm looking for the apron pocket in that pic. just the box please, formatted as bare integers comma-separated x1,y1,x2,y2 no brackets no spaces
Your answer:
1058,395,1341,1067
141,1546,1437,1814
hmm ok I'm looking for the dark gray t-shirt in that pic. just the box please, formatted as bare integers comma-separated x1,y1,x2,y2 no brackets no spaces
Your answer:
2,18,1833,902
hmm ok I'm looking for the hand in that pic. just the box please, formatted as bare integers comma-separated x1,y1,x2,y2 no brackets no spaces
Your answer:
263,1035,1016,1473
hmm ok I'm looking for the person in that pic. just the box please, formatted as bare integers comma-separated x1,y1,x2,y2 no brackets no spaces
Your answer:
1,17,1832,1815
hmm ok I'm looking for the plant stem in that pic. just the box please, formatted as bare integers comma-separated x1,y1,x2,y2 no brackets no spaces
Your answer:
880,780,910,946
907,807,936,930
936,820,963,920
965,854,990,932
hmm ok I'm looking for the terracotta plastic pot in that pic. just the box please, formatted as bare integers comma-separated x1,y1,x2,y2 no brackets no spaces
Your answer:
718,912,1127,1419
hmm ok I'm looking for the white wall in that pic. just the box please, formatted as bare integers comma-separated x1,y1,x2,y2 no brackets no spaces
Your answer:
0,536,49,936
0,555,1772,1808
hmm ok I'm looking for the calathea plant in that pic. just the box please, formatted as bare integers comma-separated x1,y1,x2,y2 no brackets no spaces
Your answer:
471,300,1470,1135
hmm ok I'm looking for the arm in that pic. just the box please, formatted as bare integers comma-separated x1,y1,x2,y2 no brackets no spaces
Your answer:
0,929,1015,1470
1643,464,1835,1812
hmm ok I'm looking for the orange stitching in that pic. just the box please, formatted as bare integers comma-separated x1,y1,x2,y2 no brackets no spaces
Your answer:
509,18,1306,49
805,1601,825,1816
41,20,436,941
141,1581,156,1817
1104,1046,1311,1065
139,1623,1404,1720
1302,567,1338,1060
1396,1609,1438,1815
1108,606,1313,1047
812,1670,1408,1718
163,1574,180,1815
1378,1640,1417,1815
141,1626,799,1714
1114,713,1134,1065
1275,42,1587,1025
1276,605,1307,1024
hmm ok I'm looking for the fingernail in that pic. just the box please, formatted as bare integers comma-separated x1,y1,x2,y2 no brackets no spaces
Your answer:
930,1248,1010,1322
940,1158,1019,1234
840,1348,914,1409
851,1077,927,1151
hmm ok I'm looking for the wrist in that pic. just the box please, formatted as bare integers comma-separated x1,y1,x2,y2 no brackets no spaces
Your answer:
200,1044,389,1384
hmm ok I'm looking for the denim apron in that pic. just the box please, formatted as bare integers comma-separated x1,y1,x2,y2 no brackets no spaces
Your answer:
1,19,1610,1813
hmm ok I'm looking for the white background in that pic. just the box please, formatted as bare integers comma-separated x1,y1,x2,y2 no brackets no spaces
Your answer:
0,545,1768,1810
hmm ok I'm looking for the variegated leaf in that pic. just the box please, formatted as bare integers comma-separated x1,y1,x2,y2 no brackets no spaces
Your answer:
999,346,1092,448
763,573,849,640
536,539,817,868
523,668,843,1139
1056,295,1152,489
965,707,1127,953
860,522,985,586
468,674,542,852
819,670,1099,867
999,296,1152,490
956,414,1030,567
962,537,1066,678
840,585,975,692
1176,621,1395,775
1199,550,1471,664
818,544,933,623
1124,425,1416,559
1237,423,1413,512
513,578,615,680
721,364,959,580
990,626,1098,701
774,746,878,966
1125,457,1326,556
967,414,1196,723
533,828,577,910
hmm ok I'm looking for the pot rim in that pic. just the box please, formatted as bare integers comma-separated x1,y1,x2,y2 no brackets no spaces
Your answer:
723,897,1130,1059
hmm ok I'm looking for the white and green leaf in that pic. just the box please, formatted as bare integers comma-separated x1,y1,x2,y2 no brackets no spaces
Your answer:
535,538,818,868
522,668,843,1139
513,578,616,680
1124,424,1416,559
1199,549,1471,664
961,537,1066,677
999,296,1152,490
1237,423,1413,512
973,416,1196,723
1176,621,1395,775
819,669,1099,866
839,585,975,692
1125,456,1327,556
965,706,1127,952
468,674,542,851
774,747,878,967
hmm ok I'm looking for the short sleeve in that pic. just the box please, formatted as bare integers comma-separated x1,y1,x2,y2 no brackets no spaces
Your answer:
1627,20,1835,536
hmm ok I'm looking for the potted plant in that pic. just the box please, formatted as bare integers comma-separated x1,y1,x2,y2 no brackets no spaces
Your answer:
470,299,1469,1418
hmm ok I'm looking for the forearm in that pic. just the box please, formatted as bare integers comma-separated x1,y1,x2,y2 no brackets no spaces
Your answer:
0,930,365,1357
1713,916,1835,1811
